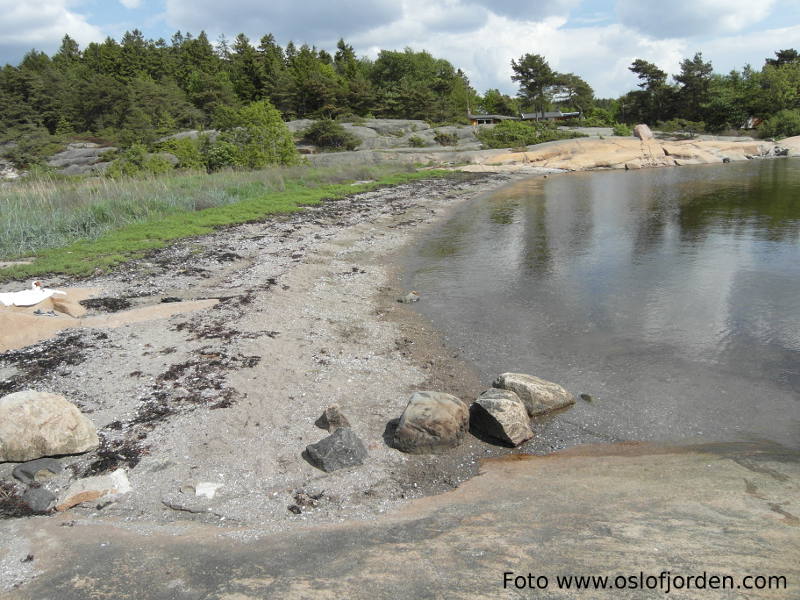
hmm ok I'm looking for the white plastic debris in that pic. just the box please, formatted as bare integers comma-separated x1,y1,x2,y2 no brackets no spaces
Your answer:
0,281,66,307
195,482,224,499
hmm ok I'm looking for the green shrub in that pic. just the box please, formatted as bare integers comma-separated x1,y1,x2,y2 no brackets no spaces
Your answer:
106,144,175,178
758,109,800,139
204,141,242,171
433,131,458,146
655,119,705,137
210,100,300,168
476,120,586,149
2,125,64,169
155,137,205,169
407,135,429,147
302,119,360,151
612,123,633,137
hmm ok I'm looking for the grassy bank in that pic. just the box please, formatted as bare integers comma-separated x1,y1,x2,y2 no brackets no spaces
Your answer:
0,164,450,282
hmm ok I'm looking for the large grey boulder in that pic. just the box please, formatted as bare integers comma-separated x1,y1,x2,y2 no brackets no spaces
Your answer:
22,486,56,513
392,391,469,453
305,427,367,472
633,124,654,141
0,391,99,462
492,373,575,417
46,143,116,169
470,389,533,447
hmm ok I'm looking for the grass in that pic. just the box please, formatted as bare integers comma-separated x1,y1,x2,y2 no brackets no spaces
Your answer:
0,164,452,282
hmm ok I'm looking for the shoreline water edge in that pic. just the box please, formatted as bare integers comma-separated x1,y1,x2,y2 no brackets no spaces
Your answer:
1,153,799,596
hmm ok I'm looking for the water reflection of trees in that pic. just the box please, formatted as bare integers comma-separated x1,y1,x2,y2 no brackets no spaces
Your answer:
677,169,800,244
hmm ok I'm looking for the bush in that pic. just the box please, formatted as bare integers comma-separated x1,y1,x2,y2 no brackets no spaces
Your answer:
476,120,586,149
407,135,429,147
106,144,175,178
758,109,800,139
154,137,205,169
433,131,458,146
203,141,242,171
655,119,705,137
211,100,300,168
302,119,360,151
612,123,632,137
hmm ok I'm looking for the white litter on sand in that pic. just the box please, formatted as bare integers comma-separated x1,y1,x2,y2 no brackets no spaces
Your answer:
195,482,224,499
0,281,66,307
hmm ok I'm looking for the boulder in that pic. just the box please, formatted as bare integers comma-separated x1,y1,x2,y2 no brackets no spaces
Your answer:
392,391,469,453
492,373,575,417
56,468,131,511
305,427,367,472
397,291,420,304
12,458,64,484
633,124,654,141
470,389,533,447
315,404,351,432
0,158,20,180
0,391,99,462
21,486,56,513
46,144,116,172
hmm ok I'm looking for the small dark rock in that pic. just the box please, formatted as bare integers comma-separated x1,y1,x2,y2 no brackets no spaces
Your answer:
21,554,34,563
288,504,302,514
314,404,351,432
21,486,56,513
160,297,182,303
305,428,368,472
12,458,64,484
579,393,593,402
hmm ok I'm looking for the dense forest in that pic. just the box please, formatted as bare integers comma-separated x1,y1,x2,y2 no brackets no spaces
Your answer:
0,29,798,170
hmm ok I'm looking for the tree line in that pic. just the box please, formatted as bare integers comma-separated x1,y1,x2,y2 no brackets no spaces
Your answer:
0,31,474,150
1,30,798,169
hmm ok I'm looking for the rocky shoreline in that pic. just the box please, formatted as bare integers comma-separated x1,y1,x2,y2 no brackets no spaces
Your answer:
2,171,574,588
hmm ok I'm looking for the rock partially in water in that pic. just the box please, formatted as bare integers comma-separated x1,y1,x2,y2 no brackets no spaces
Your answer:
492,373,575,417
315,404,351,432
392,391,468,453
0,391,99,462
12,458,64,484
470,389,533,447
305,428,367,472
397,291,420,304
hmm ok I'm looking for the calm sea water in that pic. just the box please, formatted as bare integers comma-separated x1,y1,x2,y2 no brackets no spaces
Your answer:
405,160,800,451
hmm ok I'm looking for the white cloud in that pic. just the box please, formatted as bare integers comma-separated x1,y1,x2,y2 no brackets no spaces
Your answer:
615,0,776,39
354,11,686,98
0,0,104,64
119,0,142,8
164,0,401,44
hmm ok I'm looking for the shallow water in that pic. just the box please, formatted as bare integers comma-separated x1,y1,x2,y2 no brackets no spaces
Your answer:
405,160,800,451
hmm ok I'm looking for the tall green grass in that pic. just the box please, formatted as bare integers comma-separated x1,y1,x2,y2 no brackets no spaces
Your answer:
0,164,450,281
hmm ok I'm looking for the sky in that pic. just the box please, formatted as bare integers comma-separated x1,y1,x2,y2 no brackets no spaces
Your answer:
1,0,799,98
